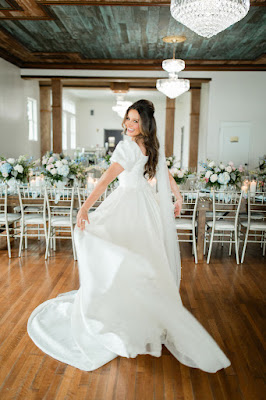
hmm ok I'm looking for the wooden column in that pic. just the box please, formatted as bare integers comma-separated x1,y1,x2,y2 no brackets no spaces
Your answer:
188,88,201,169
52,79,62,154
165,97,175,157
40,86,51,156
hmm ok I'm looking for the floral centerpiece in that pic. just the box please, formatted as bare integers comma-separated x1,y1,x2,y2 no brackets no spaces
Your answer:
166,155,190,185
42,152,86,186
0,155,35,186
200,160,244,190
69,160,87,187
169,167,189,185
166,156,176,168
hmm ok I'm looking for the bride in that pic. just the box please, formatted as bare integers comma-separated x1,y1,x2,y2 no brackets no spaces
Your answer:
28,99,230,373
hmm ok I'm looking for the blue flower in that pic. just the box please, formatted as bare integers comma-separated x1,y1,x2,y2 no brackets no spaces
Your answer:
218,172,230,185
0,162,12,176
57,165,70,177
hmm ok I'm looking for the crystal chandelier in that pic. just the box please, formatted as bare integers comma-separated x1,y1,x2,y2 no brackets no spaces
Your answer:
156,36,190,99
171,0,250,39
112,95,132,118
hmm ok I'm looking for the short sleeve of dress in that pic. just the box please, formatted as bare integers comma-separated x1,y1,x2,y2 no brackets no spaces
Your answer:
110,140,138,171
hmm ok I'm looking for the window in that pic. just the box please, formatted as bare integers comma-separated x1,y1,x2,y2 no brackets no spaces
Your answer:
70,115,76,149
27,98,38,141
63,98,76,114
62,112,67,151
62,97,76,152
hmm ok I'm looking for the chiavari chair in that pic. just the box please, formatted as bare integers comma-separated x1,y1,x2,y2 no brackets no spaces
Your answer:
0,183,21,258
17,184,47,257
240,191,266,262
45,186,76,260
205,190,243,264
175,190,199,264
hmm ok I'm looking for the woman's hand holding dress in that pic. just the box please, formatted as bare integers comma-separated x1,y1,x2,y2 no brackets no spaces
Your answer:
77,206,90,230
76,161,125,231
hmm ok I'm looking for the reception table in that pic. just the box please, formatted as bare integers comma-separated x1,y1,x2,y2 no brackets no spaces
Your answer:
6,189,254,263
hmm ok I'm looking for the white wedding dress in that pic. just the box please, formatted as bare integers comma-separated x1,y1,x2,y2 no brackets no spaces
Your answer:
27,139,231,373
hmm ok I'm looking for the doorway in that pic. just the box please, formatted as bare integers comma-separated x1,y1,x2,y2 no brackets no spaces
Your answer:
104,129,123,153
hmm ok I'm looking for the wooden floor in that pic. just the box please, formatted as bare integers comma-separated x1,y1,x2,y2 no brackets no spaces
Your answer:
0,238,265,400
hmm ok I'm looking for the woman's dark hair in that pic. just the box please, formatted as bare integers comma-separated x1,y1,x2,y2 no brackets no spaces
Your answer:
122,99,160,179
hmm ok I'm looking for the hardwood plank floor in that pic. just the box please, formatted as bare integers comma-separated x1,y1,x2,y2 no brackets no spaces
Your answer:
0,238,265,400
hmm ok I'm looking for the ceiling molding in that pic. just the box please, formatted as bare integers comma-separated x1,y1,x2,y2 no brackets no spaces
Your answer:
19,54,266,71
32,76,212,90
0,0,265,20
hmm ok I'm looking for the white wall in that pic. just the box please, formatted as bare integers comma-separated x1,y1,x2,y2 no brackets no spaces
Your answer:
208,72,266,169
174,91,191,168
0,58,40,159
62,90,78,158
183,71,266,170
75,93,167,150
76,98,123,149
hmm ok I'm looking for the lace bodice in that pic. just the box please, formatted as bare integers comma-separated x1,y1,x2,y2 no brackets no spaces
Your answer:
110,139,149,189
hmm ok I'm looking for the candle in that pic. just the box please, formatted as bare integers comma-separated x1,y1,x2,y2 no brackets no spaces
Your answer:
241,184,248,194
30,178,36,187
87,176,94,191
93,178,99,188
250,180,257,194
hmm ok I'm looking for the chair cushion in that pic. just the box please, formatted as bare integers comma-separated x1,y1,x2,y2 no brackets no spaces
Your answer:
206,211,225,218
23,214,47,225
241,220,266,230
0,213,21,224
175,219,197,230
25,206,42,212
51,216,77,227
51,207,77,216
239,212,265,220
207,220,235,230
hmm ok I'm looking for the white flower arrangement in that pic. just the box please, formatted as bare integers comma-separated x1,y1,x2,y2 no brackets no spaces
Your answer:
0,155,35,184
169,167,190,185
42,152,86,186
200,160,244,189
165,155,191,185
166,156,176,169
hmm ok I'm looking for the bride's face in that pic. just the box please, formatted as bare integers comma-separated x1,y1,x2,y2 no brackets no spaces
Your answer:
125,109,141,138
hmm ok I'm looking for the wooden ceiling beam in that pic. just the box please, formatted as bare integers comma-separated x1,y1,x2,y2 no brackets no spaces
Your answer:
19,56,266,71
31,77,211,90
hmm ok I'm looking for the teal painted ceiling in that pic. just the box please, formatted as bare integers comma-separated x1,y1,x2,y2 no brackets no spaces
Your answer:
0,0,12,8
0,5,265,62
